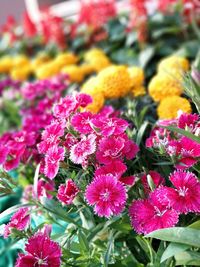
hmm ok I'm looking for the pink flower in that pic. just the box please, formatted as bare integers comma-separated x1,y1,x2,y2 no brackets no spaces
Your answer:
129,190,179,234
4,208,30,238
96,136,125,164
141,171,164,195
71,112,93,134
53,96,78,119
44,146,65,179
178,137,200,169
91,116,129,136
85,174,127,218
119,175,135,186
64,133,78,150
156,171,200,214
178,113,199,130
38,120,65,153
36,179,55,199
57,180,79,205
15,232,61,267
94,160,127,178
122,138,139,160
75,93,92,108
70,134,96,165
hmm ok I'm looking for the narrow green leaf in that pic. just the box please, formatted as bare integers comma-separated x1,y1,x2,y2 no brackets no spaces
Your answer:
104,231,114,267
175,251,200,266
146,227,200,248
78,230,90,253
161,243,190,263
164,126,200,144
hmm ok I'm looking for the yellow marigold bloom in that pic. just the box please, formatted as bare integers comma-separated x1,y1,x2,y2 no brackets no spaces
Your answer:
36,62,59,79
84,48,106,62
85,91,105,113
10,66,31,81
97,65,132,98
55,52,79,69
62,65,84,83
158,56,189,73
81,76,102,95
128,66,144,88
87,56,111,72
148,74,183,102
13,55,30,68
132,86,146,97
31,54,50,70
157,96,191,119
0,56,13,73
80,64,94,76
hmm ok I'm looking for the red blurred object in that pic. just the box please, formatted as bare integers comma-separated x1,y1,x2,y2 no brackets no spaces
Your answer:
128,0,148,43
23,11,37,37
183,0,200,22
78,0,117,29
1,15,18,44
158,0,177,13
40,8,66,49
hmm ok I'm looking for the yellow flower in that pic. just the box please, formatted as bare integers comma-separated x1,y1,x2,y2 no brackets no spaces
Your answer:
148,74,183,102
85,91,105,113
31,54,50,70
128,66,144,88
132,86,146,97
0,56,13,73
158,56,189,73
10,66,31,81
87,56,111,72
157,96,191,119
81,76,102,95
80,64,94,76
84,48,106,62
62,65,84,83
97,65,132,98
13,55,30,68
36,62,59,79
55,52,79,69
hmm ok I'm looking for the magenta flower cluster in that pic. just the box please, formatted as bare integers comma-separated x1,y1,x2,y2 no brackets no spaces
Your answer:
0,74,68,171
146,113,200,169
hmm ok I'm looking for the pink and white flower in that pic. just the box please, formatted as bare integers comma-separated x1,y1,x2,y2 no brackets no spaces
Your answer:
57,180,79,205
156,170,200,214
85,174,127,218
15,232,61,267
4,208,30,238
70,134,96,165
44,146,65,179
129,190,179,234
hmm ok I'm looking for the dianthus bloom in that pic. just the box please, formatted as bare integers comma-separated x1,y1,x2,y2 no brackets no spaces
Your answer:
4,208,30,238
57,180,79,205
70,134,96,165
15,232,61,267
44,145,65,179
141,171,164,195
129,190,179,234
85,174,127,218
156,170,200,214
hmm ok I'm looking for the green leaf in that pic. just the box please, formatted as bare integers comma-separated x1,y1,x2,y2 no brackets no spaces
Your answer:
175,251,200,266
188,220,200,230
104,231,114,267
41,198,83,228
161,243,190,263
136,121,149,145
146,227,200,248
78,230,90,253
139,46,155,68
164,126,200,143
